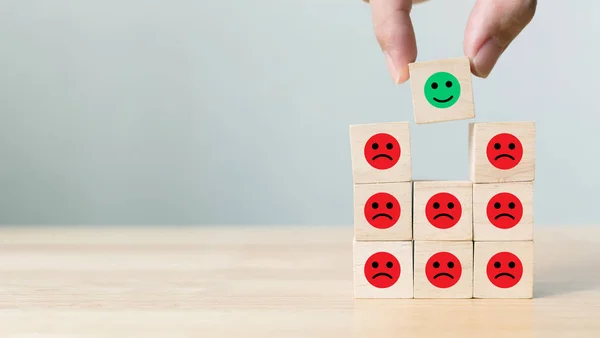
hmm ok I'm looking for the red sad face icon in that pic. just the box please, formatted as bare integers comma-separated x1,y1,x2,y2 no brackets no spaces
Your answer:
364,252,401,288
486,252,523,288
486,192,523,229
486,133,523,170
363,133,401,170
364,192,401,229
425,252,462,288
425,192,462,229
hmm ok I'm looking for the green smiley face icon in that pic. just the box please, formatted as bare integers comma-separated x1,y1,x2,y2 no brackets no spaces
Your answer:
424,72,461,109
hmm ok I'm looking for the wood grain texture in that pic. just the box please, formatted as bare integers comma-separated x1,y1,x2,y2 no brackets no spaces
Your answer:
353,182,412,241
468,122,536,183
413,241,473,298
349,122,412,184
353,240,413,298
473,241,534,299
473,182,534,241
413,180,473,240
0,225,599,337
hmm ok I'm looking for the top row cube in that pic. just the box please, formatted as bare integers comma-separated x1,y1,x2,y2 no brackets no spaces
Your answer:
409,57,474,124
349,121,535,184
469,121,535,183
349,122,412,184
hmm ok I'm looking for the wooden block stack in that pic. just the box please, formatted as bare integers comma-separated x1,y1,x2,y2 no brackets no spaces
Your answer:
412,180,474,298
350,56,535,299
349,122,414,298
469,122,535,299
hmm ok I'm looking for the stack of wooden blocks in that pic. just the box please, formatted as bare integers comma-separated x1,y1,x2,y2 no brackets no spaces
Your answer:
350,57,535,299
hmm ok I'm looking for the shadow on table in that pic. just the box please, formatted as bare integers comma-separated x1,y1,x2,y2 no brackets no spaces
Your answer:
533,240,600,298
533,262,600,298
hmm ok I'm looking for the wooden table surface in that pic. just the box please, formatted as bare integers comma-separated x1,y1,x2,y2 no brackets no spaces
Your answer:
0,225,598,337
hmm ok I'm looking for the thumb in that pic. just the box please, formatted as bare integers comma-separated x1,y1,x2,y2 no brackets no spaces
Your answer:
464,0,537,78
367,0,418,83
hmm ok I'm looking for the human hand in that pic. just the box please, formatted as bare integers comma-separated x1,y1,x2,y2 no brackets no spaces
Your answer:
365,0,537,83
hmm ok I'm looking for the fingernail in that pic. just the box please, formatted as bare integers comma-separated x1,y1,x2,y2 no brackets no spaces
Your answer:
385,51,401,84
384,51,409,84
473,38,504,78
385,51,410,84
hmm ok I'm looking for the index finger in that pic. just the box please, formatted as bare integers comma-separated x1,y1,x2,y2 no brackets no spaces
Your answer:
366,0,418,83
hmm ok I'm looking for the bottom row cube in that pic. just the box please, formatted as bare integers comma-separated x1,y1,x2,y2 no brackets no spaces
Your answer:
353,240,533,299
473,240,534,298
413,241,473,298
353,241,414,298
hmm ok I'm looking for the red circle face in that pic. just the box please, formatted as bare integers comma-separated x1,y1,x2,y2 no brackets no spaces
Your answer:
364,252,401,288
363,133,401,170
425,252,462,288
486,133,523,170
364,192,401,229
486,252,523,289
425,192,462,229
486,192,523,229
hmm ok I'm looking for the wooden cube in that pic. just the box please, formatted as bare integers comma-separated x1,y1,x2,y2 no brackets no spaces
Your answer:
473,182,534,241
413,241,473,298
408,57,475,124
473,241,534,299
353,182,412,241
413,181,473,241
349,122,412,184
353,240,413,298
469,122,536,183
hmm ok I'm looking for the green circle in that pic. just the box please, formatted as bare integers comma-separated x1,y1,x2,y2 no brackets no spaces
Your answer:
424,72,461,109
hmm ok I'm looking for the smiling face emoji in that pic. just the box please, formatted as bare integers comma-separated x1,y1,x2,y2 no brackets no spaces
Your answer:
486,192,523,229
486,133,524,170
424,72,461,109
364,252,401,288
486,252,523,288
425,192,462,229
363,133,401,170
425,252,462,288
364,192,401,229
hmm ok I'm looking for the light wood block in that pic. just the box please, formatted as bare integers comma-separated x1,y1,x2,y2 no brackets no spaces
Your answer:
469,121,536,183
473,241,534,299
413,241,473,298
353,240,413,298
413,181,473,241
349,122,412,184
353,182,412,241
408,56,475,124
473,182,534,241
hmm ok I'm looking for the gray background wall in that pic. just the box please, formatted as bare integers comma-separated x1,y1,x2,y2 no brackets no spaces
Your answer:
0,1,593,226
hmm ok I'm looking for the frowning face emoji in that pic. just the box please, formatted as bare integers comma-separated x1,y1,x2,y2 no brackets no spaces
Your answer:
364,252,401,288
364,192,401,229
425,252,462,288
486,192,523,229
486,252,523,288
486,133,523,170
425,192,462,229
364,133,401,170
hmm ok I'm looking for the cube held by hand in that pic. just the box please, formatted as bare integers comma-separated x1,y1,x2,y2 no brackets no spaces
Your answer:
408,56,475,124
